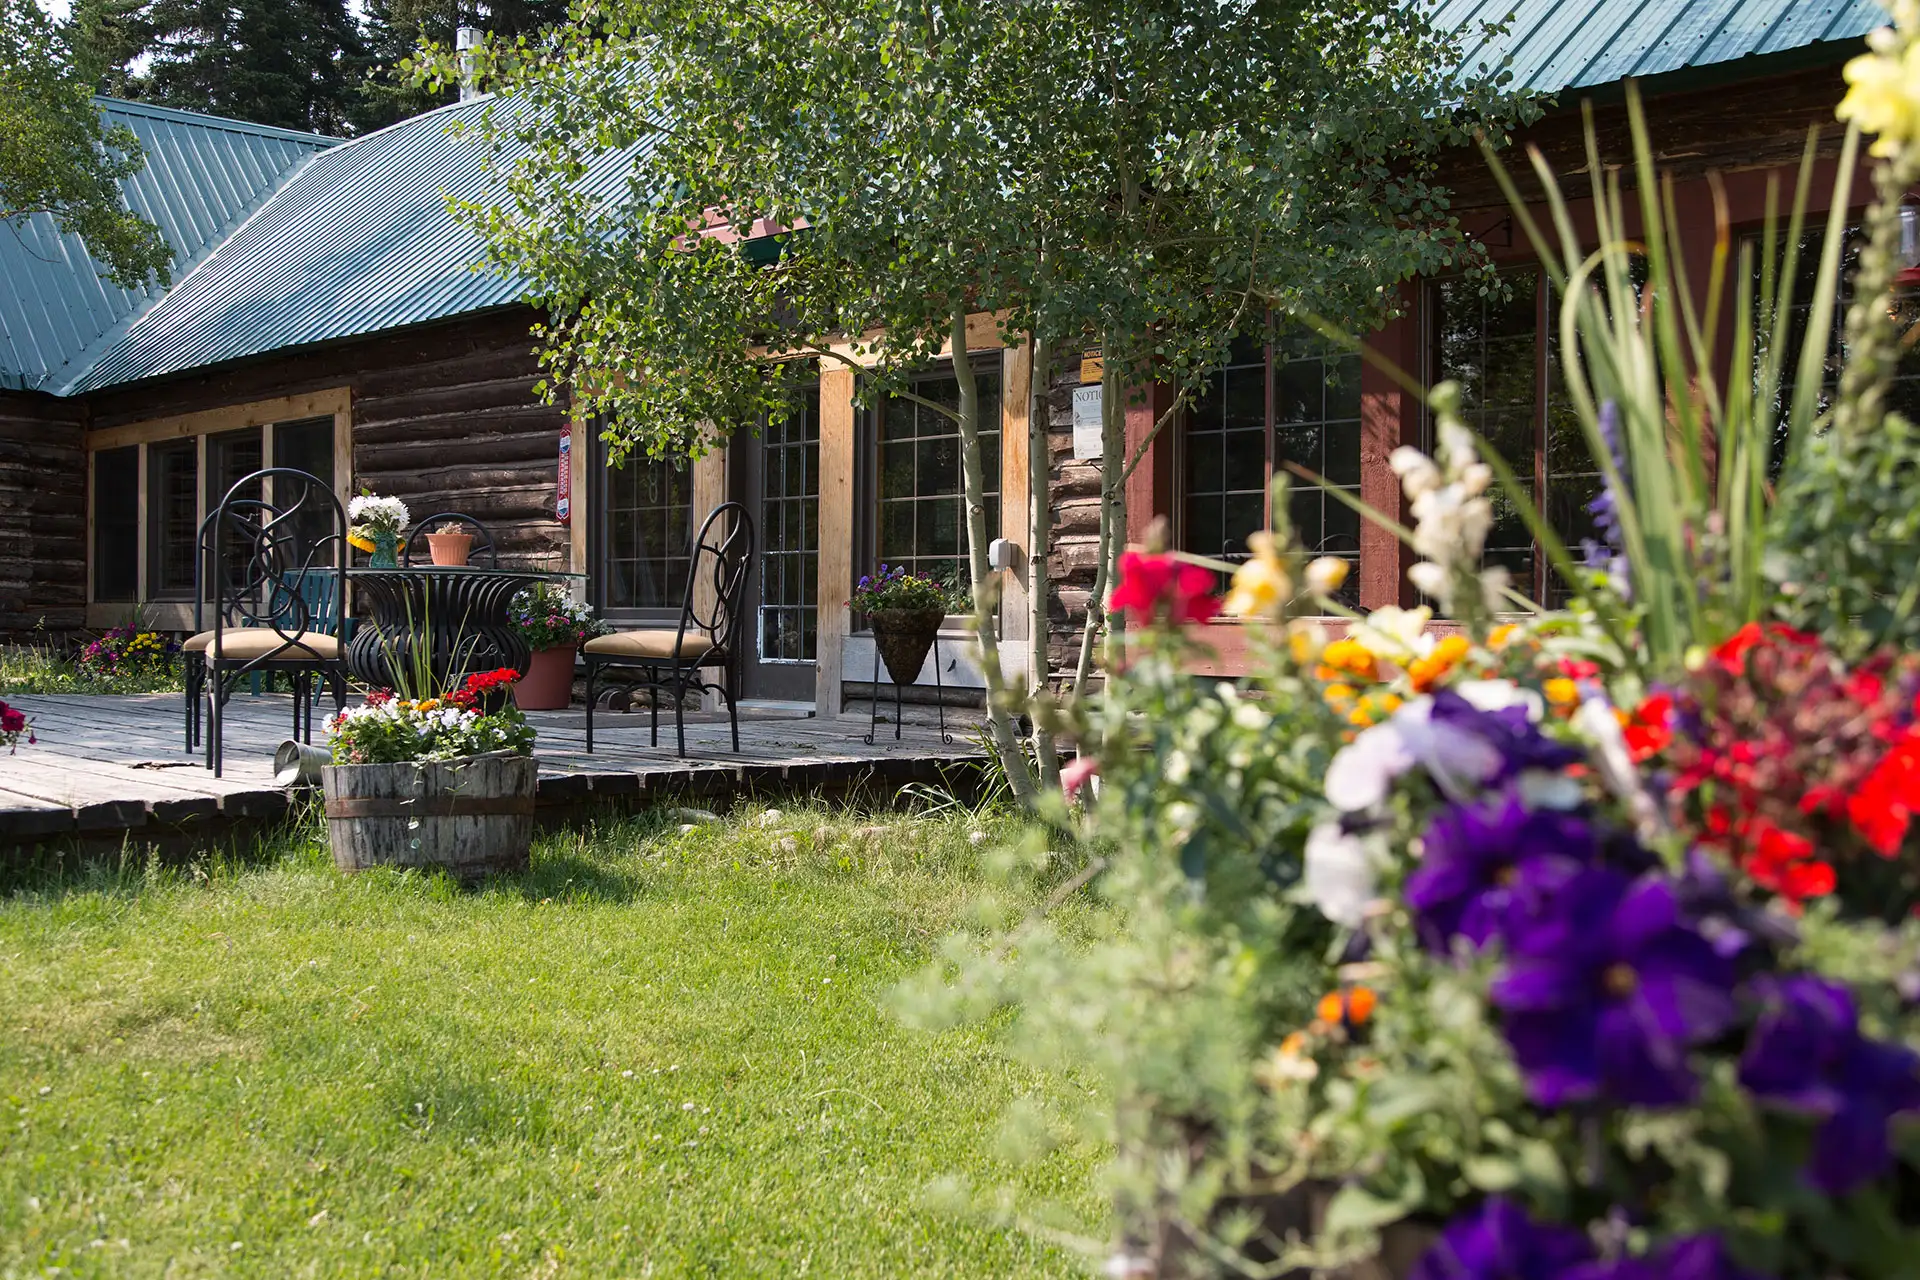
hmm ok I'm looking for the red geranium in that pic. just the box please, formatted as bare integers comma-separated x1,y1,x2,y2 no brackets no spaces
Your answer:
447,667,522,710
1646,625,1920,910
1107,552,1220,627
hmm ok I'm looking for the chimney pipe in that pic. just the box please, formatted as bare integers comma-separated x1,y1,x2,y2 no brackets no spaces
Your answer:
455,26,482,102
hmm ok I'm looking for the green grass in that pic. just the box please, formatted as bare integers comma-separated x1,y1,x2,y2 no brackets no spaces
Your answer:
0,808,1102,1277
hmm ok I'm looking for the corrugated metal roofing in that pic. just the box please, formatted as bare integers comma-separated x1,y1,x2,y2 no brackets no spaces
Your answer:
56,2,1888,393
69,96,646,395
0,98,334,392
1435,0,1887,96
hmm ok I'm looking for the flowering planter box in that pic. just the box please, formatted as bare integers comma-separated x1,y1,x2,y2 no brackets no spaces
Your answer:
321,753,536,879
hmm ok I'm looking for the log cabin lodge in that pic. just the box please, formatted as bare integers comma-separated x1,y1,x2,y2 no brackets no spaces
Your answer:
0,0,1903,717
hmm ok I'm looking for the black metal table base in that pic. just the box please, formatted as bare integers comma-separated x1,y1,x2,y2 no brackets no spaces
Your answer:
864,637,955,746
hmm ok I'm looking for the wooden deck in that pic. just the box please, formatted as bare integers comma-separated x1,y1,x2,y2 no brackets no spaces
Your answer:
0,692,984,846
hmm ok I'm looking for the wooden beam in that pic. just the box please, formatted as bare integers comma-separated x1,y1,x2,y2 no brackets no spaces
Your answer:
814,368,857,719
568,403,590,577
87,387,352,451
998,341,1030,645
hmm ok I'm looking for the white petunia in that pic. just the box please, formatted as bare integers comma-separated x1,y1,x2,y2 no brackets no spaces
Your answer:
1304,821,1380,928
1325,719,1416,812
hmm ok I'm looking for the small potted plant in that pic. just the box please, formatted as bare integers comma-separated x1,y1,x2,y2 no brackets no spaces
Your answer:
321,669,538,877
852,564,957,686
423,520,475,567
346,492,410,568
506,583,606,710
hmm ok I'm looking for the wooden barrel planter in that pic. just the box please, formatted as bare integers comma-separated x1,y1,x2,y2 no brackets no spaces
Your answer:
321,753,537,879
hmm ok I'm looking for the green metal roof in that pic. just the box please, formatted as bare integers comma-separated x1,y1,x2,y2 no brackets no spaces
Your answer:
69,96,646,395
0,98,335,393
34,2,1890,394
1437,0,1886,96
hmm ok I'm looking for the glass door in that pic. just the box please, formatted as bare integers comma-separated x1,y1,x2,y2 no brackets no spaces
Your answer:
738,389,820,702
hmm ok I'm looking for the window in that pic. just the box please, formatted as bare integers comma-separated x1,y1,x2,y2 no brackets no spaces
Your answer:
88,407,339,608
876,367,1000,583
1179,334,1362,604
761,393,820,662
274,417,338,558
146,438,198,599
1755,225,1920,465
1431,270,1542,597
204,427,265,594
93,447,138,602
600,452,694,613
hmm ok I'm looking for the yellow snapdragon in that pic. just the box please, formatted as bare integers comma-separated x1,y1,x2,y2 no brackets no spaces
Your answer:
1840,1,1920,157
1222,531,1293,618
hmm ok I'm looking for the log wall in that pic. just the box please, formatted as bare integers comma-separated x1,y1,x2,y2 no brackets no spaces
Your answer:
84,307,568,572
0,390,88,641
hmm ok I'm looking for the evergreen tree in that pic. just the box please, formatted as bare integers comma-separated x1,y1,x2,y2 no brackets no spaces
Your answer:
351,0,568,134
67,0,150,98
134,0,363,134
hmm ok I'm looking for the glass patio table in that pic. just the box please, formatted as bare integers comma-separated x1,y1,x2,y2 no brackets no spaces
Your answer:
336,566,588,692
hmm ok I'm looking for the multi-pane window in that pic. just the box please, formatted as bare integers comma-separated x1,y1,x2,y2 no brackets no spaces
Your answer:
1180,333,1362,604
761,392,820,662
876,368,1000,583
91,416,337,607
147,438,198,598
1431,271,1542,596
1430,266,1649,607
93,446,138,602
601,452,694,612
1756,225,1920,464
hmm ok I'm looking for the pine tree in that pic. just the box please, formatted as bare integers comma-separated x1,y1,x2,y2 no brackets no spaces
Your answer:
136,0,363,135
67,0,151,98
351,0,568,134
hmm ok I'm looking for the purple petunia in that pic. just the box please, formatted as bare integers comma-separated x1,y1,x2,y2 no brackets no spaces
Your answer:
1492,870,1737,1107
1427,689,1585,788
1406,796,1600,952
1410,1197,1593,1280
1561,1235,1765,1280
1738,974,1920,1194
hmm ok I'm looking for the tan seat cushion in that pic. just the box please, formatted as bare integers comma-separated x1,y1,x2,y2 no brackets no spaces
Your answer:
183,629,340,661
583,628,717,661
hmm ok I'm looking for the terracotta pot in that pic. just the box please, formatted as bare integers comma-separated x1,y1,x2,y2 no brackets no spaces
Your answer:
513,644,576,710
425,531,474,567
868,607,946,686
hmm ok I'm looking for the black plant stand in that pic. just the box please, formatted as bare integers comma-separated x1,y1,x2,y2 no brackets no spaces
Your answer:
864,635,955,746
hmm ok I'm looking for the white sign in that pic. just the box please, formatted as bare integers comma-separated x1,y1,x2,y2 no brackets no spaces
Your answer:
1072,385,1104,460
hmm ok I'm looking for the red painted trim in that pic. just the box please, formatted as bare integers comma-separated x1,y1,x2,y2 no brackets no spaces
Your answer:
1124,381,1175,545
1360,296,1419,610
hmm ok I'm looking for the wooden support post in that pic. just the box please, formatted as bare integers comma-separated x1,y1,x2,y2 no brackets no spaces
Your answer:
999,340,1031,653
814,368,857,719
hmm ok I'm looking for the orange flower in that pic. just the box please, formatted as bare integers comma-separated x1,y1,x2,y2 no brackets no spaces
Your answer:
1316,986,1377,1028
1408,634,1471,692
1488,623,1520,650
1543,677,1579,708
1316,637,1379,683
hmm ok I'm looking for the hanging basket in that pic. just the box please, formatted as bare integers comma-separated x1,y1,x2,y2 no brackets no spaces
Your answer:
868,607,946,687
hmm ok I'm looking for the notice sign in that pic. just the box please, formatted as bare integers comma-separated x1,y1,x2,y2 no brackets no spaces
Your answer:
1072,385,1104,460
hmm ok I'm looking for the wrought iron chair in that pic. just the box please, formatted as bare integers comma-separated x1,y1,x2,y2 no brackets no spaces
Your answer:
187,468,350,776
583,502,754,757
401,512,499,567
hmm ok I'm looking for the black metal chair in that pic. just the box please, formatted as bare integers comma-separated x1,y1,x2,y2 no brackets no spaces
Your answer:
402,512,499,567
583,502,754,757
188,468,350,776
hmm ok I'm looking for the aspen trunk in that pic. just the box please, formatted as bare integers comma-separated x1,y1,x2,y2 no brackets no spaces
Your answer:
951,309,1037,804
1027,333,1061,789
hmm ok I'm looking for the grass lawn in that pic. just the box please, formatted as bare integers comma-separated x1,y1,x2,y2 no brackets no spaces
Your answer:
0,807,1102,1277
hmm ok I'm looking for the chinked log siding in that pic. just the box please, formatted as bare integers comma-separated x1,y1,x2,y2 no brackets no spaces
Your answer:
0,391,88,639
84,308,569,573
